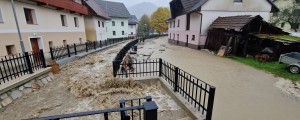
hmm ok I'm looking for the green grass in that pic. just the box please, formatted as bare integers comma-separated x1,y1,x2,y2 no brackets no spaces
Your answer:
229,56,300,81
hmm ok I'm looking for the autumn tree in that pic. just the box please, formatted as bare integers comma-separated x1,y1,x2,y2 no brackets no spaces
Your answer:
150,7,170,34
137,14,151,36
271,2,300,32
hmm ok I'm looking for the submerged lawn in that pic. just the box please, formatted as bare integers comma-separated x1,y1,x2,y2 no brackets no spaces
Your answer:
230,57,300,81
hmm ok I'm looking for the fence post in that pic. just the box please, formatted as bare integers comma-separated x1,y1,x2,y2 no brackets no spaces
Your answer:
174,67,179,92
50,47,54,60
24,52,33,74
85,42,88,52
206,87,216,120
143,101,158,120
39,49,47,68
74,44,77,55
67,45,71,57
159,58,162,77
112,61,116,77
145,96,152,102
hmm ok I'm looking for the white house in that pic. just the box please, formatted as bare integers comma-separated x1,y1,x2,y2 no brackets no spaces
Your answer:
83,0,110,41
95,0,131,38
128,15,139,37
0,0,88,56
168,0,279,49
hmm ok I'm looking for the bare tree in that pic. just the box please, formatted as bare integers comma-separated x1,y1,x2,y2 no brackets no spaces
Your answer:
271,3,300,32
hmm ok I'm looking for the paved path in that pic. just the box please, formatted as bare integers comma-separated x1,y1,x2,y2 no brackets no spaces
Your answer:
138,37,300,120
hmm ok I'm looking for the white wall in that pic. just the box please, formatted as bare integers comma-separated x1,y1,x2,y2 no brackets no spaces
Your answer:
201,0,272,12
0,0,86,56
106,18,129,38
0,0,86,33
128,24,137,36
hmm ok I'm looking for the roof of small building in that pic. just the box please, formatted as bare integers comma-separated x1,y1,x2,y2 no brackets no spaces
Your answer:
209,15,257,30
128,15,139,25
94,0,131,18
85,0,110,20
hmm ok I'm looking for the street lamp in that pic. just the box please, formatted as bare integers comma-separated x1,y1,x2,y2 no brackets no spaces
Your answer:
11,0,25,53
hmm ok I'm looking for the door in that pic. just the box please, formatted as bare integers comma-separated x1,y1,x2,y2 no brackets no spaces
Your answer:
30,38,40,52
30,38,41,63
177,34,179,45
186,35,189,47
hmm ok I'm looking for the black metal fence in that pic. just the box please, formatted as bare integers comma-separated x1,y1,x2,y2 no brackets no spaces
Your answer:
50,37,135,60
111,34,215,120
113,58,215,120
0,50,46,85
31,96,158,120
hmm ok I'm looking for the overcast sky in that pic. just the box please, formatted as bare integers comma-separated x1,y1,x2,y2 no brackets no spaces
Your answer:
105,0,171,7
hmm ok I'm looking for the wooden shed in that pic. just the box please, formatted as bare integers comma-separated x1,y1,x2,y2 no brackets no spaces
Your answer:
205,15,298,58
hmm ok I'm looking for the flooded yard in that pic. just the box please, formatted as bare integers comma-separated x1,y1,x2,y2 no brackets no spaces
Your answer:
135,37,300,120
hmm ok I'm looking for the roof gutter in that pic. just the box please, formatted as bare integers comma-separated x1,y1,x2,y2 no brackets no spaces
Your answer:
196,11,203,49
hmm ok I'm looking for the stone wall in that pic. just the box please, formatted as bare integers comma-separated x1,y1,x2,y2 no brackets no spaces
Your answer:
0,72,54,109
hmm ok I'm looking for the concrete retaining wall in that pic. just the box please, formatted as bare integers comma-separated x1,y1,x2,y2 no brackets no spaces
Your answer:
0,70,54,109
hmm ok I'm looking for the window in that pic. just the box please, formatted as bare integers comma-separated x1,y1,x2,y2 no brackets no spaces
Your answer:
131,32,133,35
169,22,172,28
112,21,115,26
169,33,171,39
121,21,124,26
173,34,175,39
61,15,67,26
24,8,37,24
74,17,79,27
102,22,104,27
49,41,53,48
79,38,83,44
113,31,116,36
122,31,125,35
173,21,175,28
234,0,242,2
98,21,101,27
6,45,16,55
177,34,179,40
63,40,67,46
192,35,195,40
186,14,190,30
0,9,3,23
177,19,180,27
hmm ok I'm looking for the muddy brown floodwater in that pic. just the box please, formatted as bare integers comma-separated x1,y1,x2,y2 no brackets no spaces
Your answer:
136,37,300,120
0,41,191,120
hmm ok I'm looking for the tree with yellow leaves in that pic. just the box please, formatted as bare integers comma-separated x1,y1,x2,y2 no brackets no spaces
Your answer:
150,7,170,34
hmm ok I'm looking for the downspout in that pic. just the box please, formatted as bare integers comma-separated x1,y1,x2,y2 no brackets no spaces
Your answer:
196,11,203,49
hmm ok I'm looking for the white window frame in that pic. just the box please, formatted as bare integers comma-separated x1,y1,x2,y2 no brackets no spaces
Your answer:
0,8,4,23
61,15,68,27
23,7,38,25
74,17,79,27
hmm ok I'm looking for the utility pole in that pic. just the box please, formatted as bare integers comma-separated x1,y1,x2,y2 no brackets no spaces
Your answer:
11,0,25,53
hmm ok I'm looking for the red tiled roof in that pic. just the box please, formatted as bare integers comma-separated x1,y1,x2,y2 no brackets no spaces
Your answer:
32,0,88,15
